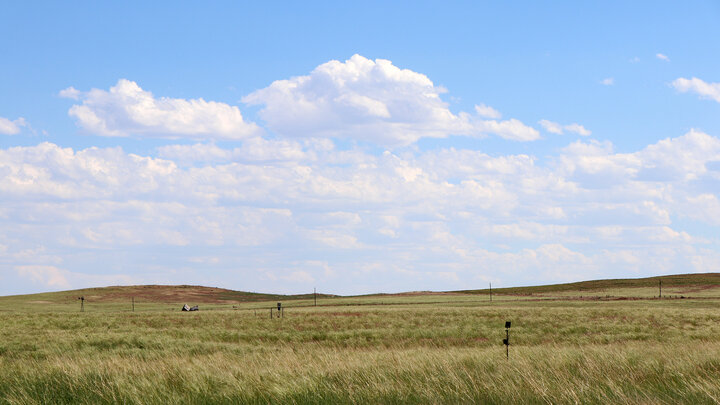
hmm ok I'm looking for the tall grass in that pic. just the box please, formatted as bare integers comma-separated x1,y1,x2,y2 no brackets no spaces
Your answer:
4,343,720,404
2,300,720,403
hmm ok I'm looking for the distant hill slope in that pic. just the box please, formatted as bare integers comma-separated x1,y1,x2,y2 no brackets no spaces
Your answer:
0,285,335,305
457,273,720,295
3,273,719,305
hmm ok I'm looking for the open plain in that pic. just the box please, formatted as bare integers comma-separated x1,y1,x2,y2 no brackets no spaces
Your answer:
2,274,720,404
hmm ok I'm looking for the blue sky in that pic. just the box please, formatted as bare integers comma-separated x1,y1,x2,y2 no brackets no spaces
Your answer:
1,1,719,295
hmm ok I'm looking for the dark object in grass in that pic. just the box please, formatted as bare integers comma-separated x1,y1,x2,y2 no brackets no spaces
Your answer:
182,304,199,311
503,321,511,359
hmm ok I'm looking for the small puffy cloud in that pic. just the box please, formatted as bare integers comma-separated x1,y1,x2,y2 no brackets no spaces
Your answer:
629,57,640,64
538,119,563,134
564,123,591,136
0,117,27,135
476,118,539,141
62,79,261,140
539,120,591,136
58,87,80,100
244,54,538,145
601,78,614,86
672,77,720,103
656,53,670,62
474,103,502,119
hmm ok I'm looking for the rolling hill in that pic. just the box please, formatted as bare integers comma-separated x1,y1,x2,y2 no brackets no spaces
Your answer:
0,284,335,306
459,272,720,295
2,273,720,307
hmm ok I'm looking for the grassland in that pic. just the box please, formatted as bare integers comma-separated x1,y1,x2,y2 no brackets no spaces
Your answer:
2,274,720,404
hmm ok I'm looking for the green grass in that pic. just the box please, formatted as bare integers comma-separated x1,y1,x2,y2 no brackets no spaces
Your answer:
2,275,720,403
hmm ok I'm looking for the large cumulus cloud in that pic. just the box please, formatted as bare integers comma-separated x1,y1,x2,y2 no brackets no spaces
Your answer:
243,54,539,145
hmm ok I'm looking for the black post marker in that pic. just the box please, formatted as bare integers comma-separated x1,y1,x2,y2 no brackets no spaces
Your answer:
78,296,84,312
503,321,511,360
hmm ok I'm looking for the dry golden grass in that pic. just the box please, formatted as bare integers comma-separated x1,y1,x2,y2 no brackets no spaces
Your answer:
2,294,720,403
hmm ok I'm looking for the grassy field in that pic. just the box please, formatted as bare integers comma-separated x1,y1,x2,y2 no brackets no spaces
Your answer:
2,275,720,404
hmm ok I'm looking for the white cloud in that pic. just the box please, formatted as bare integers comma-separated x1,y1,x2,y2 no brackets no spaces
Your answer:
474,103,502,119
15,265,138,291
62,79,261,139
243,54,538,145
0,117,27,135
538,119,563,134
307,229,361,249
539,120,591,136
672,77,720,103
16,265,71,289
684,194,720,226
476,118,539,141
564,123,591,136
1,128,720,294
156,137,310,165
656,53,670,62
601,78,614,86
58,87,80,100
157,143,233,164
